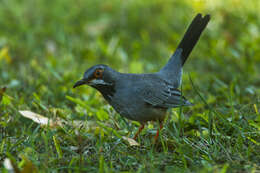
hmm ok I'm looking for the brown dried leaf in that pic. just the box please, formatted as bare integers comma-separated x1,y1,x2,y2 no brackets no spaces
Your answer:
19,110,63,128
19,110,100,131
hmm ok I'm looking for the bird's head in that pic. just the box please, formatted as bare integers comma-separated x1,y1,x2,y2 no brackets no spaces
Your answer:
73,64,116,89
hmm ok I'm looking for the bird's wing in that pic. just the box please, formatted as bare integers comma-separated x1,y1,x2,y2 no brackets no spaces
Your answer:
141,79,192,108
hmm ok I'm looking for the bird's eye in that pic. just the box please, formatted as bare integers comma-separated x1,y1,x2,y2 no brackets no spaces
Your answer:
94,69,103,78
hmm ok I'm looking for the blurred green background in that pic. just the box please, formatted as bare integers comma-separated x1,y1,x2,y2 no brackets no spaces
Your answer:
0,0,260,172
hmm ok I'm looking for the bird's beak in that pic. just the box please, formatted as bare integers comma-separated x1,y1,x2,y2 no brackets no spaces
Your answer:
73,79,87,88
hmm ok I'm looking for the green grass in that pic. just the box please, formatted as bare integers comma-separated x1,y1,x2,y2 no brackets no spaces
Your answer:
0,0,260,172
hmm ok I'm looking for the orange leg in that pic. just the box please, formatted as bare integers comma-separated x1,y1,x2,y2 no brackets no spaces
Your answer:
154,123,163,141
133,124,145,140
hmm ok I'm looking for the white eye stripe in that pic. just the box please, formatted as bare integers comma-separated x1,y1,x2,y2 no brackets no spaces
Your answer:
90,79,113,86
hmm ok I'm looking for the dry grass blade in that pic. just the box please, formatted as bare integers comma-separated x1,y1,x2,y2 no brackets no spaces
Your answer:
0,86,7,102
122,136,140,146
3,158,20,173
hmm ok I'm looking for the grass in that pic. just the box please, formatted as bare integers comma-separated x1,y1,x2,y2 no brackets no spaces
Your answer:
0,0,260,172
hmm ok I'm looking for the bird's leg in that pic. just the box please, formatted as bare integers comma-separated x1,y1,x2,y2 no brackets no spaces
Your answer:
133,124,145,140
154,122,163,141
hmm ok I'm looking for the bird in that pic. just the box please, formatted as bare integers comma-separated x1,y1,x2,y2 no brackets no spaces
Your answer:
73,13,210,141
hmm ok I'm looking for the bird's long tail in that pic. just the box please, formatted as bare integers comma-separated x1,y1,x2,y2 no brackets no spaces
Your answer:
158,13,210,87
177,13,210,66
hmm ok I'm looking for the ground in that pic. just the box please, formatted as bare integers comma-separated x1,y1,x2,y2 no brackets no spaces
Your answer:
0,0,260,172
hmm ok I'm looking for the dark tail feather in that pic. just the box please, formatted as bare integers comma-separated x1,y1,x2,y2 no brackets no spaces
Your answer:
177,13,210,66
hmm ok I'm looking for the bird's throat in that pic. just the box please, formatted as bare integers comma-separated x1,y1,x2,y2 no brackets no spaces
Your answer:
93,84,115,102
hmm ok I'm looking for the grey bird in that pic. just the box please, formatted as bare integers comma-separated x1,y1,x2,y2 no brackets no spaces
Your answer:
73,13,210,140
